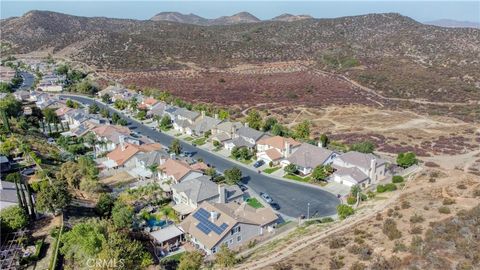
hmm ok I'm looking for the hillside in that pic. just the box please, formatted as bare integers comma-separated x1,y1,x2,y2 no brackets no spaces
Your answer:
150,11,260,25
424,19,480,29
1,11,480,119
271,13,313,22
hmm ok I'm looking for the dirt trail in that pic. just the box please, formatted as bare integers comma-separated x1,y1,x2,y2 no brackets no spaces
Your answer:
308,67,477,107
236,170,421,269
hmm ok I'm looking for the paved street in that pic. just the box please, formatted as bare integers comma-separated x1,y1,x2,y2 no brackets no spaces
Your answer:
60,94,340,219
18,71,35,90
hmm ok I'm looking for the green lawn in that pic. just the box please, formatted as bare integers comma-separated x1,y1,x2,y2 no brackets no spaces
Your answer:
263,167,281,174
192,137,207,146
229,156,253,165
174,133,182,137
283,173,312,182
247,198,264,209
184,136,194,141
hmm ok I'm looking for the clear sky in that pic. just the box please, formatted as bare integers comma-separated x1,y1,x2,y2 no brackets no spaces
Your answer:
1,1,479,23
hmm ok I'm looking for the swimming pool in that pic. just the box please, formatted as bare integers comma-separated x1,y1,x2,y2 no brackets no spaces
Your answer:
147,218,168,228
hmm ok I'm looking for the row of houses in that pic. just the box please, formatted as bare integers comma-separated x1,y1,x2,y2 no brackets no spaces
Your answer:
48,98,281,256
97,85,388,188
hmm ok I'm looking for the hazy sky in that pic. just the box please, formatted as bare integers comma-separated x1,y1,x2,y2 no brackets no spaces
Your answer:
1,1,479,23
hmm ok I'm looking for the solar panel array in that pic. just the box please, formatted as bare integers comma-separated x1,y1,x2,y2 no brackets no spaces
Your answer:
193,208,228,235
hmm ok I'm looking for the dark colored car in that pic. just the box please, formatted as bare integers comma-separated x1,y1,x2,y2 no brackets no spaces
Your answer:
253,160,264,168
270,202,280,210
238,184,248,192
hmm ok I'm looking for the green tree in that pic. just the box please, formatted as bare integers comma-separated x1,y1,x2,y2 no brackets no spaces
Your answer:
95,194,116,217
56,64,69,75
60,219,107,263
88,103,100,114
0,82,12,93
178,250,204,270
293,120,310,140
396,152,417,168
320,134,329,147
66,99,75,108
36,179,72,214
263,117,278,132
114,100,128,110
215,244,237,268
117,118,128,126
205,167,217,178
112,202,134,229
0,206,28,232
246,109,262,130
284,163,297,174
224,167,242,185
170,139,182,155
337,204,354,219
112,113,121,124
218,109,230,120
101,93,111,103
271,123,288,136
0,94,22,117
136,109,147,120
129,97,138,111
311,165,328,181
159,115,172,129
100,107,110,118
231,146,242,159
350,141,375,154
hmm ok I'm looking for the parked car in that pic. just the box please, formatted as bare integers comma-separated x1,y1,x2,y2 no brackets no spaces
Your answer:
270,202,280,210
253,160,264,168
259,192,273,204
21,168,35,176
238,184,248,192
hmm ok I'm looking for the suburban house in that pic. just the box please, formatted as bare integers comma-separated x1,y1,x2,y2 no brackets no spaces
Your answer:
180,201,278,255
62,120,99,137
191,112,223,137
171,175,244,216
157,158,204,185
224,125,268,151
13,90,32,102
211,121,243,145
125,150,169,179
172,108,200,135
64,108,89,129
146,102,168,118
164,106,179,120
98,85,138,102
332,151,387,187
0,181,19,210
90,125,133,154
281,143,338,175
102,141,163,169
139,97,159,110
256,136,301,164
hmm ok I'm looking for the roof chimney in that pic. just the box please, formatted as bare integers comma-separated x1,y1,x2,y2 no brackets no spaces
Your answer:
214,113,219,119
218,185,227,203
284,141,291,157
210,211,218,222
119,135,126,151
369,158,377,183
244,122,249,128
201,110,206,118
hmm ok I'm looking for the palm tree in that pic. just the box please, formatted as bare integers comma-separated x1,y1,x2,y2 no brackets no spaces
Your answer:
148,164,158,181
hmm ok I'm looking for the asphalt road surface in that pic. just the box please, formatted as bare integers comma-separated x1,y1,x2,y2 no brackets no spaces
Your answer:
61,94,340,218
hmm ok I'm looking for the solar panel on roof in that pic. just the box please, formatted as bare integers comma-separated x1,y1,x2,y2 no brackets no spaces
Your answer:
193,208,229,235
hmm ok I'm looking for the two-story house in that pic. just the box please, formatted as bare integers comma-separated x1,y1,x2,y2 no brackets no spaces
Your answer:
211,121,243,145
171,175,243,217
180,201,278,255
281,143,338,175
172,108,200,135
157,158,204,185
90,125,133,154
256,136,301,164
125,150,169,179
103,141,163,169
224,125,268,151
332,151,387,187
191,112,223,137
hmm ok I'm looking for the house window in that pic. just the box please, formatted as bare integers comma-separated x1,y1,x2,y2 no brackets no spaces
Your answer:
237,235,242,242
231,226,241,235
228,239,233,245
211,247,217,254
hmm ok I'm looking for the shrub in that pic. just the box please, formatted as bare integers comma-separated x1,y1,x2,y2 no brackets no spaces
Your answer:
384,183,397,191
392,175,404,183
321,217,334,223
393,240,407,253
396,152,417,168
329,237,347,249
351,261,366,270
410,213,425,223
457,184,467,190
375,213,383,221
337,204,354,219
442,197,456,205
367,191,376,199
383,218,402,240
473,189,480,197
410,225,423,235
409,236,424,255
329,257,345,270
348,244,372,260
438,206,451,214
401,200,411,209
347,196,357,205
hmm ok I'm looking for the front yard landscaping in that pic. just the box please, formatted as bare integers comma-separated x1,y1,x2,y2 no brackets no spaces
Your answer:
284,173,312,183
229,156,253,165
192,137,207,146
184,136,194,141
247,198,264,209
263,167,281,174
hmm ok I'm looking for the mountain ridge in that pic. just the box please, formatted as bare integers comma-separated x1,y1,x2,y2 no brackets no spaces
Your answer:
151,11,261,25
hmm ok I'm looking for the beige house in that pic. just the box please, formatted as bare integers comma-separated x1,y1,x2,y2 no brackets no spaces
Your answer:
256,136,301,164
180,201,278,255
